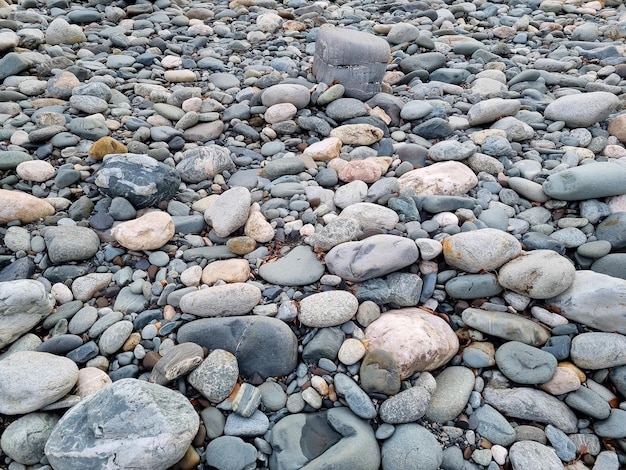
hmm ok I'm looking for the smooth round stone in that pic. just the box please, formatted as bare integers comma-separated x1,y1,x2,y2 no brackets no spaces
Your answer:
337,338,366,365
224,409,269,437
0,351,79,415
544,92,619,128
148,251,170,267
258,381,287,412
401,100,433,121
462,308,550,346
365,308,459,379
298,290,358,328
179,283,261,317
325,98,368,121
544,162,626,201
442,228,522,273
467,98,521,126
509,441,563,470
0,412,59,465
205,436,257,470
43,226,100,264
261,84,310,109
333,373,376,419
577,240,612,259
445,273,502,299
425,366,474,423
381,424,442,470
259,245,324,286
379,385,430,424
570,333,626,369
37,334,83,355
594,409,626,438
99,320,133,356
495,341,557,384
591,253,626,279
462,341,496,368
596,212,626,249
565,386,610,420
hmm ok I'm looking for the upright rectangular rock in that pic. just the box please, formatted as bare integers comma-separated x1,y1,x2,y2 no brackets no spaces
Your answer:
312,27,390,100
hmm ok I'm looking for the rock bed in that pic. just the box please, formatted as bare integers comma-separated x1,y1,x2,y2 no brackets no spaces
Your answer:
1,0,626,469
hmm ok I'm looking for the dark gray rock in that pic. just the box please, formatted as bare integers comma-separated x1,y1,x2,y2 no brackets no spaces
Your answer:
94,154,181,209
359,349,401,395
177,316,298,379
302,327,344,364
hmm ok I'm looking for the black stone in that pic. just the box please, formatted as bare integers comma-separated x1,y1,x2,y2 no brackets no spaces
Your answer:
38,334,84,355
0,257,35,281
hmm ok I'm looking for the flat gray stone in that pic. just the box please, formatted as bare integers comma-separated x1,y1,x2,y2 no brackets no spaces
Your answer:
179,283,261,317
0,412,59,465
565,386,611,420
205,186,251,237
379,385,430,424
43,226,100,264
509,441,564,470
425,366,475,423
298,290,358,327
543,162,626,201
445,273,502,300
175,145,235,183
205,436,257,470
259,246,325,286
472,404,516,446
570,332,626,369
381,424,442,470
495,341,557,384
150,342,204,385
462,308,550,346
44,379,199,470
544,91,619,127
334,373,377,419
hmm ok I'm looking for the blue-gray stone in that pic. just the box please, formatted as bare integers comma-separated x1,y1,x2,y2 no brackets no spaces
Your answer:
333,373,377,419
495,341,557,385
0,151,32,170
302,327,344,364
543,162,626,201
258,246,324,286
594,409,626,438
545,424,577,462
445,274,502,300
68,118,110,140
43,226,100,264
65,340,99,364
0,257,35,281
565,386,610,420
37,334,83,355
205,436,257,470
381,424,442,470
609,366,626,398
541,335,571,361
471,404,516,446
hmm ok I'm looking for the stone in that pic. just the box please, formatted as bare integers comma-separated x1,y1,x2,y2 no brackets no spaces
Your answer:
547,271,626,334
188,349,238,403
484,387,578,433
445,273,502,300
306,217,360,251
179,283,261,317
330,124,384,145
381,424,442,470
544,92,619,127
89,136,127,160
43,226,99,264
94,154,181,209
498,250,575,299
205,186,251,237
472,404,516,446
596,212,626,249
338,203,399,230
0,189,55,223
0,279,55,349
313,27,390,100
111,211,175,251
462,308,550,346
150,342,204,385
270,408,380,470
565,385,611,420
570,333,626,369
359,349,402,395
175,145,235,183
303,137,342,161
197,259,246,286
325,235,419,282
0,351,78,415
379,385,430,423
398,161,478,196
99,320,134,356
443,228,522,274
467,98,521,126
44,379,199,470
75,367,112,399
46,18,86,45
261,84,310,109
543,162,626,201
495,341,557,384
0,412,60,465
16,160,56,182
425,366,475,423
365,308,459,379
509,441,564,470
244,205,274,243
259,246,324,286
333,373,377,419
299,290,358,327
177,316,298,379
205,436,257,470
594,409,626,438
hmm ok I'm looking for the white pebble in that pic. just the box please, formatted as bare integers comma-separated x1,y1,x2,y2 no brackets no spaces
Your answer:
337,338,366,365
530,306,568,327
491,445,507,466
51,283,73,304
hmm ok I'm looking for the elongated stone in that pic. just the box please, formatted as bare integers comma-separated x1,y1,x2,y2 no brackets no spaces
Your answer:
543,162,626,200
462,308,550,346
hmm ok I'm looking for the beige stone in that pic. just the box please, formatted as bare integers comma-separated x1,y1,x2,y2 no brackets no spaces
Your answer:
201,259,250,285
16,160,56,182
365,308,460,379
608,113,626,143
0,189,55,224
539,366,581,395
164,70,197,82
244,204,274,243
443,228,522,273
398,161,478,196
264,103,297,124
337,159,381,183
330,124,383,145
302,137,342,161
75,367,112,399
112,211,175,250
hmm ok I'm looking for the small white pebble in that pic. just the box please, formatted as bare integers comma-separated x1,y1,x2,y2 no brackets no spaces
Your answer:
338,338,366,365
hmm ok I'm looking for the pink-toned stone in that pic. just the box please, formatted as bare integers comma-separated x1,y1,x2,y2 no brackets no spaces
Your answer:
75,367,112,398
111,210,175,250
398,161,478,195
201,259,250,285
539,366,581,395
302,137,342,161
161,56,182,69
365,307,460,379
264,103,297,124
16,160,56,182
0,189,55,224
608,114,626,143
244,204,274,243
337,159,382,183
603,144,626,158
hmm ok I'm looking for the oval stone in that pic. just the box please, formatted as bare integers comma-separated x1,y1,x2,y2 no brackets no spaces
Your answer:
299,290,359,327
462,308,550,346
495,341,557,384
543,162,626,201
443,228,522,273
570,332,626,370
179,283,261,317
365,308,459,379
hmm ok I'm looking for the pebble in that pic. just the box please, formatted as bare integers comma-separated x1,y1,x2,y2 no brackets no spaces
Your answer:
508,441,564,470
443,228,522,273
495,341,557,385
298,290,358,328
188,349,238,403
425,366,475,423
381,424,442,470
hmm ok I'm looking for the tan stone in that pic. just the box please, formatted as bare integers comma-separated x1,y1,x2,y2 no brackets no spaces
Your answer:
337,159,382,183
201,259,250,285
75,367,112,399
0,189,55,224
244,204,274,243
164,70,197,82
539,366,581,395
398,161,478,196
89,137,128,161
608,113,626,143
365,308,460,379
16,160,56,182
330,123,383,145
111,210,175,250
264,103,297,124
557,361,586,383
302,137,342,161
226,236,257,255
